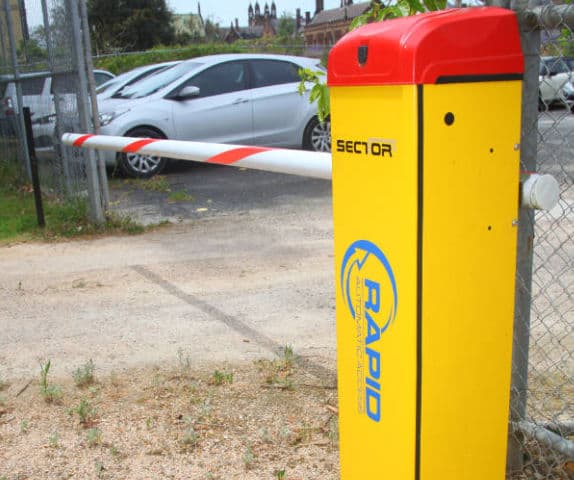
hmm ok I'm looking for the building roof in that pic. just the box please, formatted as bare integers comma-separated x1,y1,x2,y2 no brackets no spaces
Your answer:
309,2,371,26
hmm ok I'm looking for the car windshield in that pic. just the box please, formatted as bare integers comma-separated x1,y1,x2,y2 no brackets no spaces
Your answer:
113,62,202,99
97,65,174,95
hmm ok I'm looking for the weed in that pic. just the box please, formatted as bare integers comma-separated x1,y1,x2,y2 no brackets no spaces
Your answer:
177,348,192,374
197,398,212,420
73,398,96,425
187,382,200,404
72,359,96,388
279,425,291,443
182,427,199,448
211,370,233,386
0,374,7,391
281,344,296,367
20,419,29,434
145,417,154,430
110,444,121,458
259,427,273,444
86,428,102,447
126,175,171,193
168,190,194,203
274,469,286,479
243,445,255,470
39,359,63,403
327,415,339,446
95,460,105,479
48,431,60,448
294,421,314,444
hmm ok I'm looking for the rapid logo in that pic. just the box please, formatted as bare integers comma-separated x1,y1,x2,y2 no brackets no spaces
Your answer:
340,240,398,423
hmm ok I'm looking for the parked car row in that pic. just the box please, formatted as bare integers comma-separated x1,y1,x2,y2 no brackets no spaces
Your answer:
539,56,574,112
0,54,331,178
97,53,331,177
0,69,114,141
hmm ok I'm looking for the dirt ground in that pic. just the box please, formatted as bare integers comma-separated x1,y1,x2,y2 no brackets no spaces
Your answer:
1,177,572,479
0,193,339,479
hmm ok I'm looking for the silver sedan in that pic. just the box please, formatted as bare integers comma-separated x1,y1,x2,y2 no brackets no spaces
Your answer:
98,53,331,178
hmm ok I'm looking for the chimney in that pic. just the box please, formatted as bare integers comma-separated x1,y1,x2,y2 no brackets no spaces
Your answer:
305,11,311,25
296,8,301,31
235,18,239,30
315,0,324,15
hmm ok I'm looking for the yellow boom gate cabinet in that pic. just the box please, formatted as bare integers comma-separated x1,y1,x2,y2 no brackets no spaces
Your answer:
328,8,524,480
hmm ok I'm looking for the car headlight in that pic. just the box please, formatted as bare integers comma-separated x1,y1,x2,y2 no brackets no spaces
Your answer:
99,109,129,127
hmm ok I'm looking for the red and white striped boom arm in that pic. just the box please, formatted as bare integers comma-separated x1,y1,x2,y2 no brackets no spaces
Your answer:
62,133,332,180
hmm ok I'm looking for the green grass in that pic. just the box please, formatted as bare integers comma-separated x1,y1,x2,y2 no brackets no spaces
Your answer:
168,190,194,203
0,160,145,242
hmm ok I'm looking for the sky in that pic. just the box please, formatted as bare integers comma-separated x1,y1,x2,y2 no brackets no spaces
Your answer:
167,0,344,27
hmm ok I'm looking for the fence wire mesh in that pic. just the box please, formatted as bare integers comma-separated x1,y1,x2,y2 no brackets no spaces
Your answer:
509,4,574,479
0,0,101,210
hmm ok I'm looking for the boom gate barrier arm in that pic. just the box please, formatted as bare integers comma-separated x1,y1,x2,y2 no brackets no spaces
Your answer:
64,8,562,479
62,133,332,180
62,134,559,212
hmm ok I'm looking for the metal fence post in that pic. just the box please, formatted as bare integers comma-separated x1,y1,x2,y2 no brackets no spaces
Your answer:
506,3,540,470
3,0,31,179
79,0,109,210
68,0,104,224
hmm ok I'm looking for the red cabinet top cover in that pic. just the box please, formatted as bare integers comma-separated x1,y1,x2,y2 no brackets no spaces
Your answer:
327,7,524,86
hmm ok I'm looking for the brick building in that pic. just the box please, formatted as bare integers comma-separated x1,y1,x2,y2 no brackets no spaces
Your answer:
223,2,279,43
304,0,373,47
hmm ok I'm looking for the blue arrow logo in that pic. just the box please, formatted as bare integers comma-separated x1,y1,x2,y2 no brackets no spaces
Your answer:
340,240,398,333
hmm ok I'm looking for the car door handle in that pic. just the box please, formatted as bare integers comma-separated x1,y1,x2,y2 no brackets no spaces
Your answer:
232,98,249,105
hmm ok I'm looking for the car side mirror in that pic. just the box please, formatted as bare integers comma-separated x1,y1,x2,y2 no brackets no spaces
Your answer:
176,85,200,100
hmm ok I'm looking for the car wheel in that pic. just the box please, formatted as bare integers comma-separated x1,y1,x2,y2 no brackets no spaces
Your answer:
118,127,167,178
304,116,331,152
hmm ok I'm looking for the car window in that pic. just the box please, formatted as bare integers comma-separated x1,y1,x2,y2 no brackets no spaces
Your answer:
21,77,45,95
116,61,202,99
182,61,248,98
94,71,113,86
250,60,301,88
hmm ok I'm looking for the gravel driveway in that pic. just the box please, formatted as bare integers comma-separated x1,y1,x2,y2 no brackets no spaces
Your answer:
0,171,336,382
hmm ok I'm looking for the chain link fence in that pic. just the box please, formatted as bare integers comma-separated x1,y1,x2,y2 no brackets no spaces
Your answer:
505,2,574,479
0,0,105,222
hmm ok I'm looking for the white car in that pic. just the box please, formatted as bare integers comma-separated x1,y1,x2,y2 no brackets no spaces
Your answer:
98,53,330,178
539,56,574,111
0,69,115,145
96,62,180,101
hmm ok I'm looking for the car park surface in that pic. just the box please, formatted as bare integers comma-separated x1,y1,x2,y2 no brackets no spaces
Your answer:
98,53,331,178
